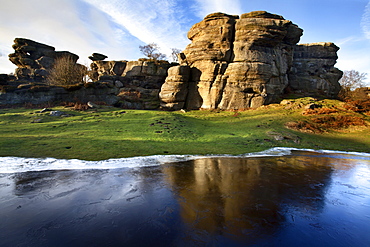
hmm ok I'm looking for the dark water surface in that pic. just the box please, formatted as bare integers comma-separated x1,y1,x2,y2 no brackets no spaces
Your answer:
0,150,369,246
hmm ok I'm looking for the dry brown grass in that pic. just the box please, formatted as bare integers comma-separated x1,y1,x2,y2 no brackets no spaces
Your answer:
343,100,370,113
62,102,89,111
302,107,338,115
286,115,367,133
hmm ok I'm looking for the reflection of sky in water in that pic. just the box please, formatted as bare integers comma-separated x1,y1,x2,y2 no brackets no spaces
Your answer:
0,149,369,246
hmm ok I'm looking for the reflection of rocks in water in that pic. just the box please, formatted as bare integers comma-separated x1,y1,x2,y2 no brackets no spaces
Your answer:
163,152,334,241
1,152,369,246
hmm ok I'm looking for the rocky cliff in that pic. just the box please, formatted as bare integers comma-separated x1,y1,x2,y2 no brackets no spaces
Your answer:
289,42,343,97
160,11,342,110
90,60,174,109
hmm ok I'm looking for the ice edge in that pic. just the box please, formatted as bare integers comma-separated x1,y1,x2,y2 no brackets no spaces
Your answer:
0,147,369,174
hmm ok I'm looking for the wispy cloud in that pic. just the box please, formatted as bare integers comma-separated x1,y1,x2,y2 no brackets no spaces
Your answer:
0,0,243,74
0,0,131,72
335,36,367,47
361,1,370,39
0,0,160,73
193,0,243,18
82,0,191,56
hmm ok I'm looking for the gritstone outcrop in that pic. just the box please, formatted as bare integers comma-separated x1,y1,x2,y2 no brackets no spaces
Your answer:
8,38,80,82
159,11,342,110
90,60,174,109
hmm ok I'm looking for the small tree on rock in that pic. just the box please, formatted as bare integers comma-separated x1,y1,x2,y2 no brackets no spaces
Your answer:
170,48,182,63
139,43,166,61
47,55,87,86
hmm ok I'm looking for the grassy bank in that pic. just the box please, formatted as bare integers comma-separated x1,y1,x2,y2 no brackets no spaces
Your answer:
0,98,369,160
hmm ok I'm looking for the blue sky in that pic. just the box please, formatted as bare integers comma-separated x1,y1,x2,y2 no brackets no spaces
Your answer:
0,0,369,84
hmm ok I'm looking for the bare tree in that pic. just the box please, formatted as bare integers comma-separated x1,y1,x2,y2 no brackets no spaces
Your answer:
47,55,87,86
339,70,368,100
340,70,367,90
139,43,167,61
170,48,182,63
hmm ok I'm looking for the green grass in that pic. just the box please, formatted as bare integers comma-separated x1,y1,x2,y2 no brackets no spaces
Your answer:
0,100,369,160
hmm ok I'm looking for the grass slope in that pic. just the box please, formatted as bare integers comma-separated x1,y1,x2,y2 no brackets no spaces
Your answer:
0,98,369,160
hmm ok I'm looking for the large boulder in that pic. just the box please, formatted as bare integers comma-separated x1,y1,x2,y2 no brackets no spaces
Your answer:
159,65,190,110
88,53,108,61
182,13,238,64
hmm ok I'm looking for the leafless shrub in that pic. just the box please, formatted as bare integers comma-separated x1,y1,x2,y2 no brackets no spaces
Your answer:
47,55,87,86
338,70,367,100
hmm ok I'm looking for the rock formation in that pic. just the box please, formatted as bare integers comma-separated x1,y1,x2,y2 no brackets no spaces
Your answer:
289,42,343,97
90,60,174,109
160,11,342,110
3,39,173,109
8,38,80,81
0,82,120,106
4,11,343,110
88,53,108,61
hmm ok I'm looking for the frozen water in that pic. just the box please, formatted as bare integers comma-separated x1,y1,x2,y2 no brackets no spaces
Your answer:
0,148,370,246
0,147,369,173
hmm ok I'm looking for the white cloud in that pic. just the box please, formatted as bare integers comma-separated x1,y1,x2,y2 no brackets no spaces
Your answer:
0,0,147,73
193,0,243,18
82,0,190,57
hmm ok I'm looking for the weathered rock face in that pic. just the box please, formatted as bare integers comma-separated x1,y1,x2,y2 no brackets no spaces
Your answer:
219,11,303,110
0,82,120,106
8,38,80,81
160,11,342,110
288,43,343,97
90,60,171,81
159,65,191,109
91,60,174,109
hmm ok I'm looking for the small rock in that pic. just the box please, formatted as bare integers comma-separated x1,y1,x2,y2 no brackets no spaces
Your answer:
87,101,99,109
50,111,65,117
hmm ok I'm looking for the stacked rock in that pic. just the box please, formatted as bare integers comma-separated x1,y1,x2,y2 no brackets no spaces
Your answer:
8,38,79,81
